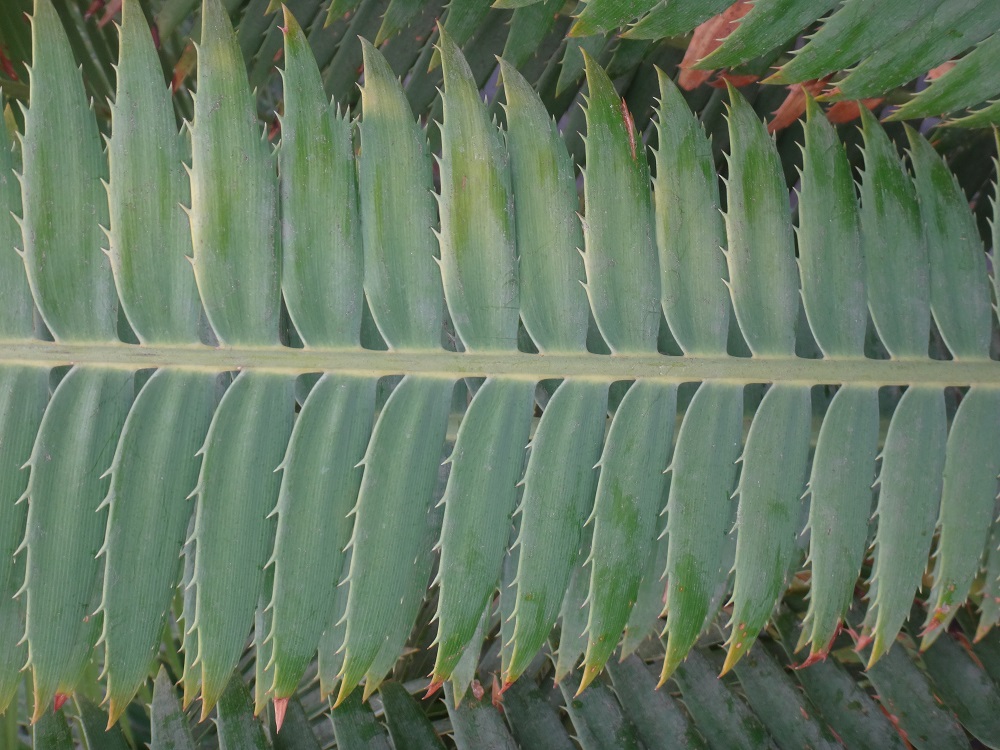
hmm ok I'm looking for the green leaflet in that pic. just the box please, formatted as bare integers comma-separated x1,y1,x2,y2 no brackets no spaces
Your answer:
864,642,971,750
99,369,216,723
661,381,743,684
672,649,777,750
216,675,269,750
22,367,132,722
799,96,866,358
922,634,1000,748
581,380,675,689
797,96,879,658
607,656,707,750
358,40,443,351
621,492,669,656
360,491,443,699
723,86,799,357
501,679,576,750
0,366,46,712
581,54,659,354
724,384,811,672
500,59,588,353
190,371,294,715
279,9,362,348
800,385,879,657
77,698,130,749
151,666,197,750
0,108,32,340
499,0,562,70
858,107,930,359
267,374,375,698
19,0,116,342
768,0,940,84
493,0,543,8
553,528,591,682
380,682,447,749
890,33,1000,120
835,1,1000,100
438,27,518,352
557,671,642,750
375,0,424,45
254,566,275,716
180,516,200,710
653,73,729,357
907,127,992,360
731,646,841,750
697,0,838,69
557,35,607,98
866,386,947,665
624,0,732,39
190,0,279,346
316,549,350,697
941,100,1000,128
337,375,453,703
32,709,74,750
108,0,201,345
923,388,1000,644
446,684,520,750
431,0,492,69
331,692,393,750
448,602,489,702
433,378,534,681
570,0,657,37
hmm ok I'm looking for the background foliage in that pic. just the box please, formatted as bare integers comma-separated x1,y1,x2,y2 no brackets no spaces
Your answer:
3,0,1000,748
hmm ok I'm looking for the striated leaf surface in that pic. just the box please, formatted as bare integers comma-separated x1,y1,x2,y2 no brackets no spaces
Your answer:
923,387,1000,644
725,384,811,672
0,366,46,711
20,0,116,342
279,8,362,348
190,0,279,346
108,0,201,344
500,59,588,353
190,371,294,715
504,380,607,684
907,126,992,360
337,376,452,703
798,95,866,358
800,385,878,657
652,72,729,356
437,27,517,352
359,40,443,351
581,380,675,689
100,369,216,722
267,374,375,698
858,107,929,359
723,86,798,357
22,367,132,721
866,386,946,665
661,381,742,682
581,53,659,354
433,378,534,681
